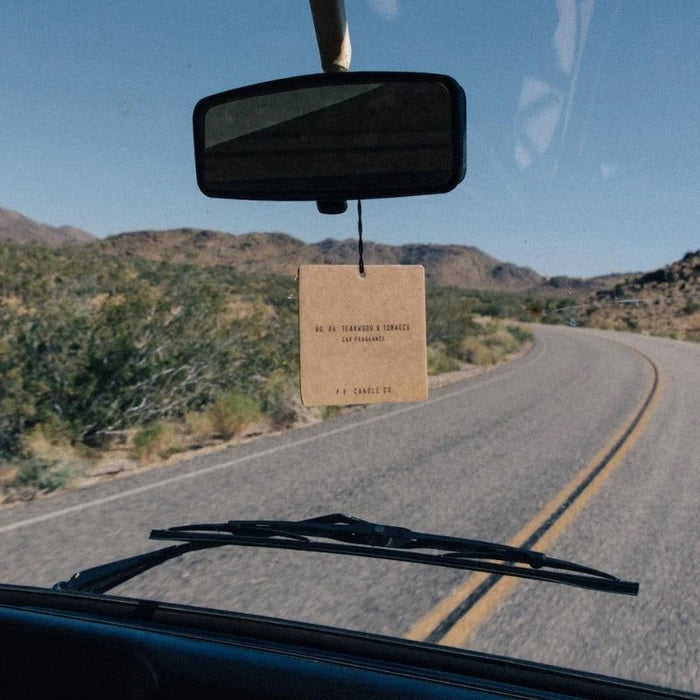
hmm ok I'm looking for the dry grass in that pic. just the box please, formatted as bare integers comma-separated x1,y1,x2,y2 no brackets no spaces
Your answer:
459,337,495,366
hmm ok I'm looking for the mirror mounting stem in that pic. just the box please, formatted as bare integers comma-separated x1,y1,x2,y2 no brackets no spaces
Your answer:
309,0,351,73
311,1,349,213
317,200,347,215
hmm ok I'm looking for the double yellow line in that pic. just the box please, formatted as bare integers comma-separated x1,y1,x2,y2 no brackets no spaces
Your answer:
406,346,662,647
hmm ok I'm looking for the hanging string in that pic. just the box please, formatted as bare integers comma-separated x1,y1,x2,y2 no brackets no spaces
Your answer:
357,199,365,275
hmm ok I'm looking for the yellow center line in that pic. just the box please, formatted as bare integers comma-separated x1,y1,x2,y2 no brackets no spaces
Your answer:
405,345,663,647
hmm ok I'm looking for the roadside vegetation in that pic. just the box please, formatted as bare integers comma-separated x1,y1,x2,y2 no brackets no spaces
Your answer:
425,286,534,373
0,242,535,501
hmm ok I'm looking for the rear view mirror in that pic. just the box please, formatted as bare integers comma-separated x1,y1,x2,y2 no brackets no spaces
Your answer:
193,72,466,202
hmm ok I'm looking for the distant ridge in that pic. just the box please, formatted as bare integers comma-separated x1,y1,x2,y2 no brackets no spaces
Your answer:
0,208,657,295
97,228,545,292
0,207,95,245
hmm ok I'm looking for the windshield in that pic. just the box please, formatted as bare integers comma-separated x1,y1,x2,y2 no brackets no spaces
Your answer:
1,1,698,694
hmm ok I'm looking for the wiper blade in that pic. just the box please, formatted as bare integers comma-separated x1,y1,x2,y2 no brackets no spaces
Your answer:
54,513,638,596
153,513,638,594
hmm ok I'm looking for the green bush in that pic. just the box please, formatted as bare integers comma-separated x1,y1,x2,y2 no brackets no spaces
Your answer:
133,421,178,461
426,287,478,355
427,344,461,374
14,456,80,493
208,391,261,439
0,242,298,456
505,324,533,344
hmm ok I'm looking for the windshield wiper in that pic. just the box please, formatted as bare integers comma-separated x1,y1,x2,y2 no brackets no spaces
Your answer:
53,513,638,596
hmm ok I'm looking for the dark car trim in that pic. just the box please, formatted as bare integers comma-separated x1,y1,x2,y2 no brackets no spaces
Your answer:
0,584,694,699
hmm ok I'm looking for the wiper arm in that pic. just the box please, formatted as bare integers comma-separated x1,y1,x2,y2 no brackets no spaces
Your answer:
54,513,638,596
53,541,221,595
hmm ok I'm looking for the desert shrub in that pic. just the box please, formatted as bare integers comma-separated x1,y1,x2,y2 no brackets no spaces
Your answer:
483,327,518,355
208,391,261,439
472,290,538,321
14,456,81,492
459,338,494,366
426,287,479,355
7,420,87,493
505,324,533,344
133,420,179,461
0,243,301,455
679,301,700,316
320,405,344,419
184,411,216,445
427,344,461,374
259,370,299,429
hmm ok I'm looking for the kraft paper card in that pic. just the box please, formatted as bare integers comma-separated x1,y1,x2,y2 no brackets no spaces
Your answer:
298,264,428,406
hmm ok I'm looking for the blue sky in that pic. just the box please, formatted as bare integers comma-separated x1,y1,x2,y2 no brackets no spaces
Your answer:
1,0,698,277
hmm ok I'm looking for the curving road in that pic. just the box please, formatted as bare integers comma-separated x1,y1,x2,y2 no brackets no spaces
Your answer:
1,325,698,693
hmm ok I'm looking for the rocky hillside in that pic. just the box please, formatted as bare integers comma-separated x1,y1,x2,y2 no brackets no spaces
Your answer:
574,251,700,342
97,228,544,291
0,207,95,245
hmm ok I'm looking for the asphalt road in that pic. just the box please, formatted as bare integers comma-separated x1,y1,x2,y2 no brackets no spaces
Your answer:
1,325,698,693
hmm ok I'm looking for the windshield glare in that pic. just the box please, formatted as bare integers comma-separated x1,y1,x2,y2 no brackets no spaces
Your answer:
0,1,698,695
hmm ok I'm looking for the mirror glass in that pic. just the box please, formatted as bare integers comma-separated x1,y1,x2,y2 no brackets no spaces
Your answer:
194,73,466,201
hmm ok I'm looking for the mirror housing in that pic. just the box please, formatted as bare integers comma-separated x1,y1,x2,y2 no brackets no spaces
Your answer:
193,72,466,203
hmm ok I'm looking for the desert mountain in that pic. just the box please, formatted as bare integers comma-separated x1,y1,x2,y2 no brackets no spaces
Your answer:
312,238,544,289
97,228,544,291
5,209,689,303
97,229,316,276
0,207,95,246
